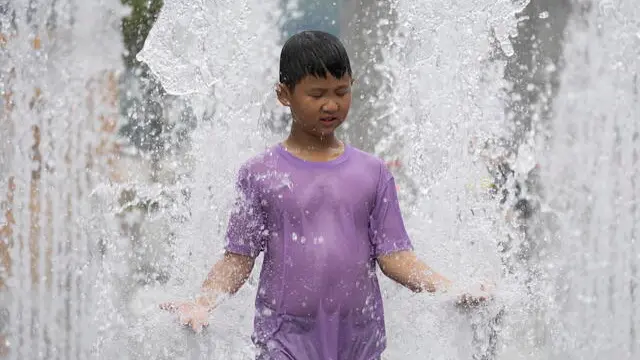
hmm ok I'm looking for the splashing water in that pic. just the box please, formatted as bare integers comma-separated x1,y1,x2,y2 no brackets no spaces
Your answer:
0,1,128,359
135,0,530,359
2,0,640,359
127,0,283,359
380,1,531,358
535,1,640,358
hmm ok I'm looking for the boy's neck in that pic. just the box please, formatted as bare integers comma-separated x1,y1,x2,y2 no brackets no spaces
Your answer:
285,127,342,152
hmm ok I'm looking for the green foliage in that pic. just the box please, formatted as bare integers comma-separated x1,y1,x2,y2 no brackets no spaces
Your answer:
121,0,164,69
281,0,341,37
118,0,168,157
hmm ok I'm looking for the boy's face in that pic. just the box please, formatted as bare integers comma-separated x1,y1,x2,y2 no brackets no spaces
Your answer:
277,73,352,138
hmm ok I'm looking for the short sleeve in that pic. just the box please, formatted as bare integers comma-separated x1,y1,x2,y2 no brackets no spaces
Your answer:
224,166,266,258
369,168,414,257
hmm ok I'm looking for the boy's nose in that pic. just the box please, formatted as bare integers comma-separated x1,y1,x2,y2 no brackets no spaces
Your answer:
321,101,339,113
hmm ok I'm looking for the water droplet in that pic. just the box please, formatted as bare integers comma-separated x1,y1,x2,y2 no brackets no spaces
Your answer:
545,63,557,73
538,11,549,19
292,232,298,242
300,236,307,244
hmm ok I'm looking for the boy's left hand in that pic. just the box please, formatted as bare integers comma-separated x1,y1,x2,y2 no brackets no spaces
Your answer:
454,283,492,308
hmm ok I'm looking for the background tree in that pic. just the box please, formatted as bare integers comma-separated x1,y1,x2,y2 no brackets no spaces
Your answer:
119,0,167,180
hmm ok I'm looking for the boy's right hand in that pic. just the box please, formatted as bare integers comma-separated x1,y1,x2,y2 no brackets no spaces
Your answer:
160,300,211,333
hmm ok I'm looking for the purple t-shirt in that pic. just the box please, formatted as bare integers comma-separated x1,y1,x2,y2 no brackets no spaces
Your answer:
225,143,413,360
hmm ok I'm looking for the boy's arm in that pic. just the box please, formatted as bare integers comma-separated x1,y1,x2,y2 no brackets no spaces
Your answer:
377,250,452,293
195,251,255,309
159,251,254,332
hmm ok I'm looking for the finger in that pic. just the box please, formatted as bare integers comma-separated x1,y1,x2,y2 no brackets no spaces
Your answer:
193,321,206,333
160,302,177,312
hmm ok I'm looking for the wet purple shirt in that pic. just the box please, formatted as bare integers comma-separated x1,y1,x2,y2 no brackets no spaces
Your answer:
225,144,413,360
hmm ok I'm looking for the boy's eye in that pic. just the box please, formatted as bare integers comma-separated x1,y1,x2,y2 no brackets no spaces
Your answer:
309,94,323,98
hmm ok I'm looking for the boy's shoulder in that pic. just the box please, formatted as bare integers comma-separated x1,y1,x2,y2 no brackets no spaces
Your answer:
237,144,391,178
236,145,279,174
348,145,387,167
348,146,394,183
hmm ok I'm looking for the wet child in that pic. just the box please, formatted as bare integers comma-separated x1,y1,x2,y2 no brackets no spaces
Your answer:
163,30,488,360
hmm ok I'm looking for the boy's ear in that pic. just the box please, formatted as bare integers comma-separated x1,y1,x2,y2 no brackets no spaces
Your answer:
276,83,291,106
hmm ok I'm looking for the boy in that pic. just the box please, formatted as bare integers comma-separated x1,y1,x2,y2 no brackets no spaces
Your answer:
163,30,488,360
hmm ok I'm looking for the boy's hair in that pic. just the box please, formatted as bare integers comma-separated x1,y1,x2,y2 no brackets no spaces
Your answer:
279,30,352,90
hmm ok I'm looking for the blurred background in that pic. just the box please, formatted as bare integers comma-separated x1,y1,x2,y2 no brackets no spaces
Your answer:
1,0,639,359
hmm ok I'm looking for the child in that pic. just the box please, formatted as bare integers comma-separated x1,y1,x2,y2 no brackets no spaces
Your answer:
162,30,488,360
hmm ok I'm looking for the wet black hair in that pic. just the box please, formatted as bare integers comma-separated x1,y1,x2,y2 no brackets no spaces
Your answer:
279,30,352,89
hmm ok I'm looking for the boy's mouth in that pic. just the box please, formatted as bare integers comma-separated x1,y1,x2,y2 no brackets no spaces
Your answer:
319,116,338,124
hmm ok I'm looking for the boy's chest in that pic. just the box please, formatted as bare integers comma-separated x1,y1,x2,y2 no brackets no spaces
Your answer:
255,168,378,220
255,167,378,271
